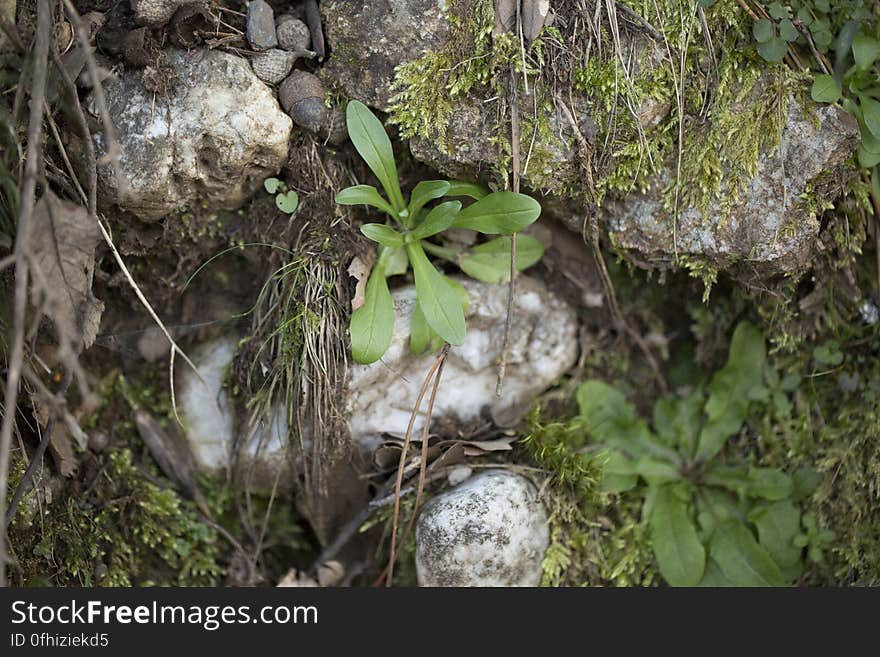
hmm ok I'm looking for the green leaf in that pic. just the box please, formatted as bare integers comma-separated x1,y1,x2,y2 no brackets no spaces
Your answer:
859,144,880,168
349,264,394,364
853,33,880,70
757,36,789,62
445,180,489,200
709,519,785,586
264,177,281,194
600,451,639,493
409,300,442,355
744,467,793,500
696,322,766,462
458,235,545,284
336,184,397,216
810,74,841,103
652,390,702,456
576,381,654,456
778,18,798,42
361,223,404,248
650,485,705,586
410,278,467,356
792,467,822,501
767,2,787,20
703,464,750,496
698,559,737,586
406,242,466,346
346,100,405,211
859,94,880,139
411,201,461,240
452,191,541,234
275,191,299,214
383,246,409,277
748,500,802,572
408,180,451,219
752,19,774,43
634,457,681,485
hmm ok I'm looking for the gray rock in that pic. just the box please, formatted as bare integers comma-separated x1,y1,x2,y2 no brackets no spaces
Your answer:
346,275,578,452
415,470,549,587
602,101,859,278
247,0,278,51
88,49,291,221
323,0,451,109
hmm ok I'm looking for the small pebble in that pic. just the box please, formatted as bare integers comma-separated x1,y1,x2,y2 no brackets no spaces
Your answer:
247,0,277,51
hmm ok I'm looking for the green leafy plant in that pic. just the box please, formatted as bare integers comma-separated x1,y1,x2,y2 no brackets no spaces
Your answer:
337,100,543,364
576,321,824,586
747,3,880,185
263,177,300,214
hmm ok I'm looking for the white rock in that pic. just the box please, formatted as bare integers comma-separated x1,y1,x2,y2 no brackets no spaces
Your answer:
415,470,549,587
88,49,292,220
177,336,290,485
346,275,578,452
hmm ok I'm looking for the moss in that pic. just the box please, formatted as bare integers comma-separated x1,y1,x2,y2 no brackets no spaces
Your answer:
680,255,719,303
522,409,658,587
388,1,575,192
388,0,498,148
7,449,225,586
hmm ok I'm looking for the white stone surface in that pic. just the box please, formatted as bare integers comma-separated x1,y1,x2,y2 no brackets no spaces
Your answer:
177,336,289,483
346,275,578,451
89,49,291,220
415,469,549,587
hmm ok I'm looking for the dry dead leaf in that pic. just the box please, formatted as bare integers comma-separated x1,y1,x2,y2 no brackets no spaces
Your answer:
29,192,104,353
277,569,319,587
316,560,345,587
133,409,209,516
48,425,77,477
348,254,374,311
522,0,551,43
493,0,517,35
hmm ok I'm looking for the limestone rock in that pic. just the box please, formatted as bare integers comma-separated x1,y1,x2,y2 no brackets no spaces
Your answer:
88,49,291,221
602,102,859,277
415,470,549,587
346,275,578,452
177,336,291,487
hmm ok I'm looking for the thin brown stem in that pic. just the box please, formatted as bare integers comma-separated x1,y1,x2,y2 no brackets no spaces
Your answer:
0,0,52,588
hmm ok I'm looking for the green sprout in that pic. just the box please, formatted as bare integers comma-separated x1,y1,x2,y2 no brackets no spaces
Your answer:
336,100,544,364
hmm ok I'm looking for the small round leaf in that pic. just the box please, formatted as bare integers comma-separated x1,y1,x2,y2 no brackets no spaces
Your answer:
276,191,299,214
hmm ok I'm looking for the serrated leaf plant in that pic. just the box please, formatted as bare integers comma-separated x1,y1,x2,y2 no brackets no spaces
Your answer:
337,100,544,364
576,321,827,586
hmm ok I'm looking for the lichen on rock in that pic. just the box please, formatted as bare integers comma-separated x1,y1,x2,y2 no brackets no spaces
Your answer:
415,469,549,586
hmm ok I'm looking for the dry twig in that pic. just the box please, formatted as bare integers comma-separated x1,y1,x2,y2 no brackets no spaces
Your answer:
0,0,52,588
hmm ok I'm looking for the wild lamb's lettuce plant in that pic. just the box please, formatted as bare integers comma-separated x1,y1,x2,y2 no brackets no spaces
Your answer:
337,100,544,364
577,321,828,586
